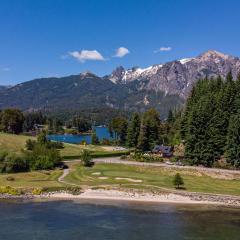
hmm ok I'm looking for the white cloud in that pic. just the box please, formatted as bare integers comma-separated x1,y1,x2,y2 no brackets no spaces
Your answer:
154,47,172,53
114,47,130,58
69,50,105,62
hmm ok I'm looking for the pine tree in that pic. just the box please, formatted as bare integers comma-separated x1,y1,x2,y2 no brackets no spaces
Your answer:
91,131,99,145
225,114,240,168
167,109,174,123
127,113,141,148
109,117,128,144
137,109,161,151
137,123,149,151
173,173,184,189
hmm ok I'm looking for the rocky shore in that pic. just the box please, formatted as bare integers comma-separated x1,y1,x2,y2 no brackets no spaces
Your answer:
2,188,239,207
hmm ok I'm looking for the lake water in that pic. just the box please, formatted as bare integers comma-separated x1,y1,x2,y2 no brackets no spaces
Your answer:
0,200,239,240
47,127,112,144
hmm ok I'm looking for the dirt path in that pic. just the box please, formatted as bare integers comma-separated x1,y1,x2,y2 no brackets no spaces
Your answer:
58,168,79,186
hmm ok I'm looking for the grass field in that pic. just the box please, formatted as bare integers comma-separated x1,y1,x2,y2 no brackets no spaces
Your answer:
0,132,129,159
0,132,35,154
0,170,63,189
65,163,240,196
1,132,240,196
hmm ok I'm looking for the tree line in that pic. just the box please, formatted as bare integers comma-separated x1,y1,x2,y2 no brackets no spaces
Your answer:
181,72,240,168
0,109,92,135
109,108,176,151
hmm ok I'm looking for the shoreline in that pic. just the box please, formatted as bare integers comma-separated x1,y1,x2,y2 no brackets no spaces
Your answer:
1,189,240,208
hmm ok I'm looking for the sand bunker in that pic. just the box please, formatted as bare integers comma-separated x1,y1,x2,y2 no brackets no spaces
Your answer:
115,177,142,183
98,177,108,180
92,172,101,176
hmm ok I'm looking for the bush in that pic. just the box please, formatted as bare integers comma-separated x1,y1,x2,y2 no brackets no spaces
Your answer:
66,186,82,195
131,153,163,162
80,140,87,145
101,138,111,145
32,188,43,195
47,141,64,149
64,128,78,135
3,153,29,173
25,139,37,150
30,156,55,170
120,155,128,160
80,150,93,167
25,143,61,171
0,186,21,195
6,176,15,181
173,173,184,189
91,132,99,145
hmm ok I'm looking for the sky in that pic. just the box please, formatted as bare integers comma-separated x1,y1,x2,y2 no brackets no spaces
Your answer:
1,0,240,85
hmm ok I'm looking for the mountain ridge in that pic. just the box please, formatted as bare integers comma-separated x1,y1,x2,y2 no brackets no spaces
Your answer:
0,50,239,118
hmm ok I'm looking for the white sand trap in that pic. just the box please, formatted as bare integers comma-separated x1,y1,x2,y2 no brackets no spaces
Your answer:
92,172,101,176
115,177,142,183
98,177,108,180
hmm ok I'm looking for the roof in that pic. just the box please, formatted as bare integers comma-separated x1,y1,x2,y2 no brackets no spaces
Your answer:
152,145,173,154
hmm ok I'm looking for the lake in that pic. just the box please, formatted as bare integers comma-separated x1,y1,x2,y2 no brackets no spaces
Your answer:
47,127,112,144
0,200,239,240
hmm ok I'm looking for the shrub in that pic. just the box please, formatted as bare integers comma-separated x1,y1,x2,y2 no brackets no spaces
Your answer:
64,128,78,135
91,132,99,145
173,173,184,189
101,138,111,145
6,176,15,181
25,139,37,150
0,186,21,195
80,149,93,167
80,140,87,145
30,156,55,170
47,141,64,149
120,155,127,160
32,188,43,195
0,151,8,162
4,153,29,173
66,186,82,195
131,153,163,162
25,143,61,171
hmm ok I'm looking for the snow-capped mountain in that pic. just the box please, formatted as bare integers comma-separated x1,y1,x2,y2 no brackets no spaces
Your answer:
0,50,240,118
109,50,240,98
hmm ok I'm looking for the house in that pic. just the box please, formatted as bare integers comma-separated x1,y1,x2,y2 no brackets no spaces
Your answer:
152,145,174,157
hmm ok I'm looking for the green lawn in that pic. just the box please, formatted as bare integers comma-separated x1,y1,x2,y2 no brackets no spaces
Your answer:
65,163,240,196
0,170,63,189
0,132,35,154
60,143,129,159
0,132,129,159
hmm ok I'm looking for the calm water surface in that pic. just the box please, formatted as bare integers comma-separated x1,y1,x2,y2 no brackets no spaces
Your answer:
0,200,239,240
47,127,112,144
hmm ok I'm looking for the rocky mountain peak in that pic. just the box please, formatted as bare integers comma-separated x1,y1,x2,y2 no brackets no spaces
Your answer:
198,50,233,61
109,66,125,83
80,71,99,78
107,50,240,99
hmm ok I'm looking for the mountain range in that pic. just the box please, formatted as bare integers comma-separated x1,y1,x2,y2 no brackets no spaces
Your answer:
0,50,239,118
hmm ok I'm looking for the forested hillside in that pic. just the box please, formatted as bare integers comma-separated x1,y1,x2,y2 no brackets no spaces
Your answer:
181,72,240,167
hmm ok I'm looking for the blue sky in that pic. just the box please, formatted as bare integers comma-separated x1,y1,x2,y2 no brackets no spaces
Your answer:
1,0,240,85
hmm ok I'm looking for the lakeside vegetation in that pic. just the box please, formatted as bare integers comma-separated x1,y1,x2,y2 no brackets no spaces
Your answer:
0,132,129,160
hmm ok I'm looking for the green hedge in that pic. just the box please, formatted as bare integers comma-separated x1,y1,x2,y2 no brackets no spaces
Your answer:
62,151,130,160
